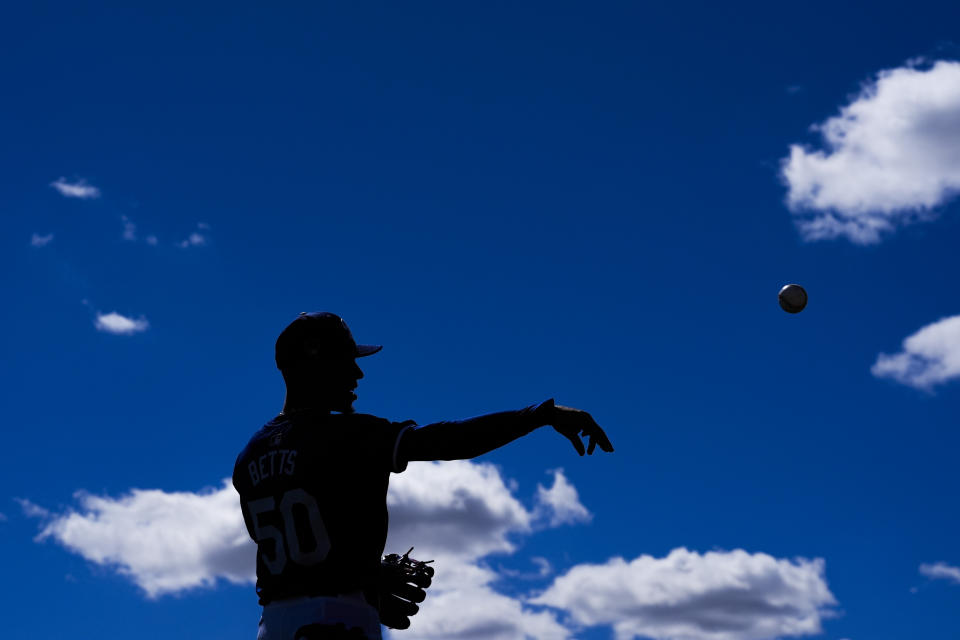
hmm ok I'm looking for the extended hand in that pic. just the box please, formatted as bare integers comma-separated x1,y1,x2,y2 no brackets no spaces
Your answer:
549,405,614,456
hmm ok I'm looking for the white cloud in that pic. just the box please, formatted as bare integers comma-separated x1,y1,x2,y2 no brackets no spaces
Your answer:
781,59,960,244
920,562,960,584
530,548,836,640
94,312,149,335
29,481,253,598
146,235,158,246
50,177,101,199
26,461,582,637
388,561,570,640
871,314,960,390
534,468,591,527
384,462,581,638
24,465,836,640
30,233,54,247
385,464,588,560
386,460,533,561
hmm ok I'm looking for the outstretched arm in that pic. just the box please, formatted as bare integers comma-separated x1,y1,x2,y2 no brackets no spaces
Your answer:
396,399,614,463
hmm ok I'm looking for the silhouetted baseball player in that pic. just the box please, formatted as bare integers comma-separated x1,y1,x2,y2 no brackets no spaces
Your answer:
233,312,613,639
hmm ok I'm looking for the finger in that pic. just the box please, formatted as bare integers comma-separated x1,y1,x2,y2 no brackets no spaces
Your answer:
567,432,585,456
587,436,597,455
408,572,432,588
381,593,419,617
390,582,427,603
597,430,614,452
378,610,411,630
584,416,614,452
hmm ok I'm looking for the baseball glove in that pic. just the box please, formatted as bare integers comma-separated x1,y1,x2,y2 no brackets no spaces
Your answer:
378,547,435,630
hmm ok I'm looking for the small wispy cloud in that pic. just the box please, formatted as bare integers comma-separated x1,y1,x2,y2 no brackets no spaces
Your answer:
94,312,149,335
50,177,101,199
872,314,960,390
120,217,160,245
0,512,8,522
499,556,554,581
780,59,960,244
177,222,210,248
121,216,137,241
16,498,51,519
531,556,552,576
30,233,54,247
534,469,592,527
920,562,960,584
178,232,207,248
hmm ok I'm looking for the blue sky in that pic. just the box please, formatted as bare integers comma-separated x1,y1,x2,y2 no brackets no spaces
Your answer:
4,2,960,639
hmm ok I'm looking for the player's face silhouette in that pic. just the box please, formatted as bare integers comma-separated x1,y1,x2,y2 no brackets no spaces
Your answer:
282,356,364,414
315,356,364,413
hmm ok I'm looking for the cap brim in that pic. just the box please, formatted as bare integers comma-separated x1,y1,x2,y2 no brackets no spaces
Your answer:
356,344,382,357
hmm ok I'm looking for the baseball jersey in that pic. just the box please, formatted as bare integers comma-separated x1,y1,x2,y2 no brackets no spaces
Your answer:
233,410,414,606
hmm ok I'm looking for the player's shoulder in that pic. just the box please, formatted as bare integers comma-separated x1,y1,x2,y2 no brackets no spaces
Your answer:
348,412,415,426
331,413,416,437
248,415,288,442
324,412,392,432
341,411,391,424
235,416,286,458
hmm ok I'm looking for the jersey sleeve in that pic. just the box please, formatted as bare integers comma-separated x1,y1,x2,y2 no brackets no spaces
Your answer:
358,415,418,473
390,420,417,473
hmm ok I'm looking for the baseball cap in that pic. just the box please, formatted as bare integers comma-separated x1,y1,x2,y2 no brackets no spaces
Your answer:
275,312,382,370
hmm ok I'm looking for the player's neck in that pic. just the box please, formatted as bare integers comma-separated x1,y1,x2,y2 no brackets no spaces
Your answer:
282,390,334,414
